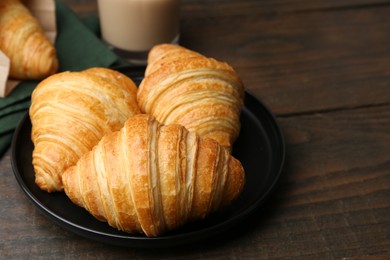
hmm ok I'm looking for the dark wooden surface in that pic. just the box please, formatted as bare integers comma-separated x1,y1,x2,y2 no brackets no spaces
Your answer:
1,0,389,259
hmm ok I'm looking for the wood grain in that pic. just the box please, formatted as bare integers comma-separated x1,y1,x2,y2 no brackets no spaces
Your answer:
272,105,390,258
180,5,390,116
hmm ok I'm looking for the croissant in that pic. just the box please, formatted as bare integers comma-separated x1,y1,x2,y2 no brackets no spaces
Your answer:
62,114,245,237
30,67,140,192
137,44,245,150
0,0,58,80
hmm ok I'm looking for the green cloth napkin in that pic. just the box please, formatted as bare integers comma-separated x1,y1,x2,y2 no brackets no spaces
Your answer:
0,1,127,157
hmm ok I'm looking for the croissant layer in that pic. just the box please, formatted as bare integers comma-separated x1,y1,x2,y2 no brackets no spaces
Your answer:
62,114,245,237
0,0,58,80
30,68,140,192
137,44,245,150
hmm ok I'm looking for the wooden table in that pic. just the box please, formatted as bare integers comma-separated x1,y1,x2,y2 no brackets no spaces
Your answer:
1,0,389,258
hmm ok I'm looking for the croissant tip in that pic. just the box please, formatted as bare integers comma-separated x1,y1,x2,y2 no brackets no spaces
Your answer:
35,175,63,193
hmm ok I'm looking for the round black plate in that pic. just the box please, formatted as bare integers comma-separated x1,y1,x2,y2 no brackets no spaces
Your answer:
11,66,285,248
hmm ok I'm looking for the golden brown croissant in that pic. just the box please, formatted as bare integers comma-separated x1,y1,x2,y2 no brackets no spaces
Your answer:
0,0,58,80
137,44,245,150
30,67,140,192
62,114,245,237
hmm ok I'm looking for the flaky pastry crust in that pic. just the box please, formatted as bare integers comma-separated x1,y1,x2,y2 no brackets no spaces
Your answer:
30,67,140,192
62,114,245,237
138,44,245,150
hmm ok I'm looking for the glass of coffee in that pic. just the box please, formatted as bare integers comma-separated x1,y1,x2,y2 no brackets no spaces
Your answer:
97,0,180,65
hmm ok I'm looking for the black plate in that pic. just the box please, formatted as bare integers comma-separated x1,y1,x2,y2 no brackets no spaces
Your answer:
11,66,285,248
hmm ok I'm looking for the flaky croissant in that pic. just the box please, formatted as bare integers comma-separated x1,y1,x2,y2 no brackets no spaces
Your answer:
0,0,58,80
30,67,140,192
137,44,245,150
62,114,245,237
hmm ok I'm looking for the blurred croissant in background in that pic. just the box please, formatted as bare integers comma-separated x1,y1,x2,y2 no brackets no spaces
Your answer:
0,0,58,80
138,44,245,151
